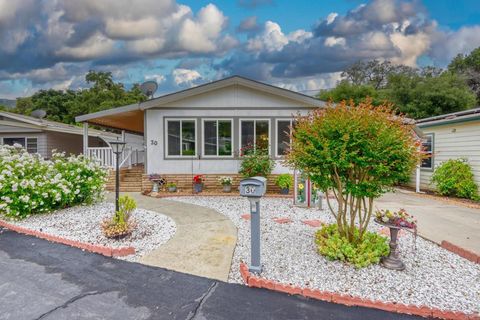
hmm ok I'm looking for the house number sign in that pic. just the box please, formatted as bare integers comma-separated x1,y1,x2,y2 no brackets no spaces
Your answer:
150,140,158,145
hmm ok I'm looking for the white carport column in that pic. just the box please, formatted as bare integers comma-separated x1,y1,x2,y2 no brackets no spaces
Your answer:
83,122,89,156
415,165,421,193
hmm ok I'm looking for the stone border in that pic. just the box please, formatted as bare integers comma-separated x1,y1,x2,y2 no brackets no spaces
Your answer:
145,191,293,199
0,219,135,257
441,241,480,264
239,263,479,320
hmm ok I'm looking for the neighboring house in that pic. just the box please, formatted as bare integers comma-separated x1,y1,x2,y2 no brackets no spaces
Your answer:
0,110,139,163
410,107,480,192
76,75,326,192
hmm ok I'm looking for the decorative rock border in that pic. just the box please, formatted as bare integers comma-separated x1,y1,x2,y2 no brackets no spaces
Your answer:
239,263,479,320
441,241,480,264
0,219,135,257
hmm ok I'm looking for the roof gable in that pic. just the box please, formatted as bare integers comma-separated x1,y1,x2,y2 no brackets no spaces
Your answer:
140,76,326,109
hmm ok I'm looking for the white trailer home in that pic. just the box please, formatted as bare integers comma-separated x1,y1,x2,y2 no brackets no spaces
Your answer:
76,76,326,192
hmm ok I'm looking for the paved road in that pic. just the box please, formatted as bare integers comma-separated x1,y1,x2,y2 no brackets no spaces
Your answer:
0,228,420,320
376,188,480,254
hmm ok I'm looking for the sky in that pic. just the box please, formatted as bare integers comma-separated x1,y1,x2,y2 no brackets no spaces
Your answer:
0,0,479,99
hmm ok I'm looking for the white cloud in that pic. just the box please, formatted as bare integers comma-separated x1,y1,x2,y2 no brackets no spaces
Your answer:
326,13,337,25
178,4,228,53
172,68,201,86
324,36,346,47
247,21,311,52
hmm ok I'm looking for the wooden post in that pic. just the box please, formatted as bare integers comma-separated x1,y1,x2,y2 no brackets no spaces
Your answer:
83,123,89,156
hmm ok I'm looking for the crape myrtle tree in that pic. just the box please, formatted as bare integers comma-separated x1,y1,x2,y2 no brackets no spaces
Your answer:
286,100,422,244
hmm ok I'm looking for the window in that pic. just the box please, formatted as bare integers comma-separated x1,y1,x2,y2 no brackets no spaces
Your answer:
26,138,38,153
276,119,293,156
2,137,37,154
166,119,196,157
421,134,433,169
3,137,26,147
240,119,270,151
203,119,233,157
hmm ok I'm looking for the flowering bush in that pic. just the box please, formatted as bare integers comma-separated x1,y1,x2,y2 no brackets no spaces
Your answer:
193,174,204,184
0,144,107,219
238,144,275,177
375,209,417,229
218,176,233,186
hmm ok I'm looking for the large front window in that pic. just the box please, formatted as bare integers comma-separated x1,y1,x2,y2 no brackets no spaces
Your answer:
166,119,196,156
203,119,233,157
421,134,433,169
240,119,269,151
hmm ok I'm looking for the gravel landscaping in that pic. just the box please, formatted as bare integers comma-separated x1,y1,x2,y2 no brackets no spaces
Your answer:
167,196,480,314
3,203,176,262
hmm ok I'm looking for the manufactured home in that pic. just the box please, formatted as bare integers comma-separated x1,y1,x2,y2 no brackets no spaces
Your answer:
76,76,326,192
411,107,480,192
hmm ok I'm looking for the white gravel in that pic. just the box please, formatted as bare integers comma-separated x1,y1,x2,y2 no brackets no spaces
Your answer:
5,203,176,262
167,196,480,314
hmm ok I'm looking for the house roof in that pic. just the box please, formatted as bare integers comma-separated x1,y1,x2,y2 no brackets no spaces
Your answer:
416,107,480,127
0,110,119,139
75,75,326,133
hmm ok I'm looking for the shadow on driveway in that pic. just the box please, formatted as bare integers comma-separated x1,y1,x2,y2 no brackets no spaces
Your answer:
0,228,421,320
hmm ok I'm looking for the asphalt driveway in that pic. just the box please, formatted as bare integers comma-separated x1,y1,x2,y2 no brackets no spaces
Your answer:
0,228,420,320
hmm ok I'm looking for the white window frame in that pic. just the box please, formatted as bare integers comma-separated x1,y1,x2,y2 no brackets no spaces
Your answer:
239,118,271,155
275,118,294,158
165,118,197,158
201,118,234,158
1,136,38,153
420,133,434,170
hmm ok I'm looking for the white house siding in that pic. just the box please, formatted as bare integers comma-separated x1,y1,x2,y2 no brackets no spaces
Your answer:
145,85,314,175
410,120,480,191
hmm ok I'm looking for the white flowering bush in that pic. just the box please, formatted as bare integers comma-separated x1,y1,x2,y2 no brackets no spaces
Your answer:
0,144,108,219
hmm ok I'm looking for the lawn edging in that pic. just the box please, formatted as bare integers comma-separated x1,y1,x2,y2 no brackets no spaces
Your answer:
239,263,479,320
0,219,135,257
441,241,480,264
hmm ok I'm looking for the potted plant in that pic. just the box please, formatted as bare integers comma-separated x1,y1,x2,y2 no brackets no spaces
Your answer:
193,175,204,193
149,174,166,192
167,182,177,193
218,176,233,193
374,209,417,271
275,174,293,194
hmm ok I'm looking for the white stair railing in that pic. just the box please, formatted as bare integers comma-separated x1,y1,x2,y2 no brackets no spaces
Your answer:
87,147,145,168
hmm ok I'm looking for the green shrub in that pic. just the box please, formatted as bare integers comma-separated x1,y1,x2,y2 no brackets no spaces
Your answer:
0,144,107,219
238,145,275,177
315,224,389,268
431,159,479,200
102,195,137,238
275,174,293,189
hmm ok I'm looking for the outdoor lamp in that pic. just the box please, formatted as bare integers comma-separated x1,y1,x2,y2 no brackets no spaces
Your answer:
110,141,126,212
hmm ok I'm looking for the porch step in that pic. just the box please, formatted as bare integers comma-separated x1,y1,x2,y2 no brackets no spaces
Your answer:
105,165,144,192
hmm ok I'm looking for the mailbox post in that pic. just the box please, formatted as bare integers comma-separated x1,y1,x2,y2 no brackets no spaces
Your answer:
239,176,266,274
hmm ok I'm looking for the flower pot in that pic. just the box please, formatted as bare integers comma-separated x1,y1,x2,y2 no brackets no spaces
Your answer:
223,184,232,193
168,186,177,193
280,187,289,195
152,182,159,193
194,183,203,193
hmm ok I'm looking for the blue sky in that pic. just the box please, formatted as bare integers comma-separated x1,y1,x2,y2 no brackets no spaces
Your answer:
0,0,479,99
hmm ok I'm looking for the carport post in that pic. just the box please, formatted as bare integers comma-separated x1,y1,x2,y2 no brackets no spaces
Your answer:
83,122,89,156
415,165,421,193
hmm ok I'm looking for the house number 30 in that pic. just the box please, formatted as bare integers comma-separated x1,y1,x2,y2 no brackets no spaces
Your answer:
150,140,158,145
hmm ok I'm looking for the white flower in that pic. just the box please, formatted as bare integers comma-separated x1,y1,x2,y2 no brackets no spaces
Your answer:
74,189,80,195
12,183,18,192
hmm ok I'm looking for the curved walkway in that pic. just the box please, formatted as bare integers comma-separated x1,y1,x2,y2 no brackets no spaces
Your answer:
109,193,237,281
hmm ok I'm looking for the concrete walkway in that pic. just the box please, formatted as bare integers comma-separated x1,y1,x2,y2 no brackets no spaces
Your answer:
376,188,480,254
109,193,237,281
